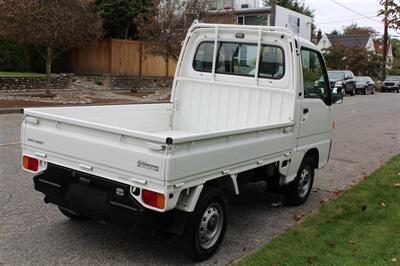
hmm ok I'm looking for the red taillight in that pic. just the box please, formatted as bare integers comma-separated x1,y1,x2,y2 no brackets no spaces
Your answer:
142,189,165,209
23,156,39,171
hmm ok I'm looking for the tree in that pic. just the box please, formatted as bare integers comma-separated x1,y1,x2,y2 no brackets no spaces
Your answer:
92,0,153,39
323,45,383,80
137,0,233,61
330,30,340,35
343,23,377,35
0,0,102,94
379,0,400,30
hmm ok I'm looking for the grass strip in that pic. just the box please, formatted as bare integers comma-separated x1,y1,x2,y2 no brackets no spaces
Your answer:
0,72,45,77
239,155,400,266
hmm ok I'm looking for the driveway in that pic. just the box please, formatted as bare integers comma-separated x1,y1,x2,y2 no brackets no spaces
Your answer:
0,93,399,265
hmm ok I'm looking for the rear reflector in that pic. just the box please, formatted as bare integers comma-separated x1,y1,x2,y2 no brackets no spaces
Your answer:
23,156,39,171
142,189,165,209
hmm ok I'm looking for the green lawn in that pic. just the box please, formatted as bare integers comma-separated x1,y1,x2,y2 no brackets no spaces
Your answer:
0,71,45,77
239,155,400,266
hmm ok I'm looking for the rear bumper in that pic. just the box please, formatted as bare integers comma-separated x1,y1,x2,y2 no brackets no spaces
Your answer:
34,163,188,233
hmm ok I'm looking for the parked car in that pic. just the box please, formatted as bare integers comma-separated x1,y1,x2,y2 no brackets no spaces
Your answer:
328,70,356,96
354,76,375,95
381,75,400,92
21,23,343,261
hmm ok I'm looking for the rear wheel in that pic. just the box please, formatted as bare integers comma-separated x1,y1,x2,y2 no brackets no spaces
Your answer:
285,157,315,206
58,207,87,220
183,187,228,261
349,86,355,96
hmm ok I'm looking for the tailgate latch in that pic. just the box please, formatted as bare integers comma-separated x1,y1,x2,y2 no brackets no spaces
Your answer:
145,142,167,151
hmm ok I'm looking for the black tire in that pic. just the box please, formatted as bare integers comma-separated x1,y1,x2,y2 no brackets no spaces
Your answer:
58,206,87,220
284,157,315,206
363,87,367,95
183,187,228,262
349,86,355,96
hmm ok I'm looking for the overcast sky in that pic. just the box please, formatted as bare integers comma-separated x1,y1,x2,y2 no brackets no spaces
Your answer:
305,0,398,37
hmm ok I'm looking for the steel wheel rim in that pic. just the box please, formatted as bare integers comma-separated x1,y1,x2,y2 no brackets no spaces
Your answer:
298,168,311,198
198,202,224,249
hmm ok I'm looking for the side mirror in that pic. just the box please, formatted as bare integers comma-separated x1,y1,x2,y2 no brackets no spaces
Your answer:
332,88,344,104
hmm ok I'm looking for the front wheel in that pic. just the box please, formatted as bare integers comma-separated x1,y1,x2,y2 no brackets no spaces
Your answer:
183,187,228,262
285,157,315,206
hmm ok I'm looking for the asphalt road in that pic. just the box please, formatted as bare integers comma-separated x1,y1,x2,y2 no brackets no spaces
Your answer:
1,93,399,265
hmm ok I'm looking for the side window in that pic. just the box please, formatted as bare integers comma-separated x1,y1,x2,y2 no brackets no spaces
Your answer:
193,42,214,72
216,42,258,76
301,49,330,104
259,46,285,79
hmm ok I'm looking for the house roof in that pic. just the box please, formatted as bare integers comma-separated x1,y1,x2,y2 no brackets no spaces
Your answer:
326,34,371,48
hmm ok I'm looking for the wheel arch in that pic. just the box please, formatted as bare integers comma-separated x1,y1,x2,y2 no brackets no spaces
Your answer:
305,148,319,168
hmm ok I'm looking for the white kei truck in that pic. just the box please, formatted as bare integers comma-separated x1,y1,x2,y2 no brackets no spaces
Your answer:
21,23,342,261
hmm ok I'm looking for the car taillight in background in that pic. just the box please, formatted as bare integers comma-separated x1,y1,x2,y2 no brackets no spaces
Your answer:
142,189,165,209
23,156,39,172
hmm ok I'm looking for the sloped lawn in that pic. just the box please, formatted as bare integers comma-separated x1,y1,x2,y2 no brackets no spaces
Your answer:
239,155,400,265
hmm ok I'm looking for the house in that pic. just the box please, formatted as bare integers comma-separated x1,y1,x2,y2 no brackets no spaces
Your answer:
317,33,394,69
207,0,313,40
317,34,375,52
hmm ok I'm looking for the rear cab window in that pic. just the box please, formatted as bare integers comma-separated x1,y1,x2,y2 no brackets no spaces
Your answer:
193,41,285,79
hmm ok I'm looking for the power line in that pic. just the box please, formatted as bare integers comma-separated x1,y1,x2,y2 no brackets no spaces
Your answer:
329,0,382,24
318,15,379,25
318,13,377,23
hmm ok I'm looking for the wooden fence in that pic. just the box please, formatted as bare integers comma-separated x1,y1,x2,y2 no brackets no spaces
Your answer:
69,39,177,77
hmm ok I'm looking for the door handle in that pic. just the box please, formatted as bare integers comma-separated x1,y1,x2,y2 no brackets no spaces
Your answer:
303,108,309,114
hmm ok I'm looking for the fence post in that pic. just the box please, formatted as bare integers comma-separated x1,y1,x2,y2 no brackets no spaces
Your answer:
139,42,143,77
108,39,112,74
165,53,169,77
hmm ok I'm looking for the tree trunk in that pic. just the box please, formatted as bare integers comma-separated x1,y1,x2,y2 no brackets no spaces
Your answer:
45,46,53,95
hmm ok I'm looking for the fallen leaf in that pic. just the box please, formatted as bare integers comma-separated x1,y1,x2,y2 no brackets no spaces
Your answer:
394,183,400,188
381,202,387,207
348,240,356,245
293,214,303,221
254,239,261,244
320,198,329,204
392,257,397,262
334,190,344,196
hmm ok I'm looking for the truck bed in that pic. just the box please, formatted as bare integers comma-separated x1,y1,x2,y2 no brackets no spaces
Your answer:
23,103,294,192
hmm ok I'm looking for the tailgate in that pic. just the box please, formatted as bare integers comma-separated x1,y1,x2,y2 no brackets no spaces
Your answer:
21,114,167,187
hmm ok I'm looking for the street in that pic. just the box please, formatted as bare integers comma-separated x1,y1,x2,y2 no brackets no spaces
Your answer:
1,93,399,265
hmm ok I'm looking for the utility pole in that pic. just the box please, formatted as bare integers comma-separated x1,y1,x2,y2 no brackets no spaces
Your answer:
382,0,388,80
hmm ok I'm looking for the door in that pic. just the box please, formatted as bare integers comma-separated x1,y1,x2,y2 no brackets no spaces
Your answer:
297,48,333,166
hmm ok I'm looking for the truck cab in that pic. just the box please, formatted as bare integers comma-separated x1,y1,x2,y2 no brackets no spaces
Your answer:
21,23,341,261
